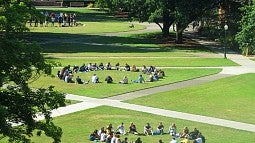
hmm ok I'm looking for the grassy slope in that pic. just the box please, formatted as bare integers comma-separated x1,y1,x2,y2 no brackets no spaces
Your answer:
126,73,255,124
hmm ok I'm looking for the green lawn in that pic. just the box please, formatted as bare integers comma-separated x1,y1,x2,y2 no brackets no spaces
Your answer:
7,106,252,143
29,68,221,98
18,7,255,143
44,52,193,58
126,73,255,124
29,22,145,34
47,58,238,67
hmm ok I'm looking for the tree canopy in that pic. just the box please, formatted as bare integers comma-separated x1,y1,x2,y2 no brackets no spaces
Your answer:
0,0,66,142
97,0,221,43
235,1,255,55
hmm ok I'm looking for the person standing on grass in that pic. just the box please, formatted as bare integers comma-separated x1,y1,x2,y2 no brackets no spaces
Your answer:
50,12,55,27
72,13,77,26
44,11,49,27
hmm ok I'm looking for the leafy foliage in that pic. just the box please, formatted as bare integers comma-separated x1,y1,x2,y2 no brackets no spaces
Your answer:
0,0,66,142
96,0,220,42
235,1,255,55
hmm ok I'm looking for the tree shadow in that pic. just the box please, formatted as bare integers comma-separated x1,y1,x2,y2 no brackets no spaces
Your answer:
27,31,212,54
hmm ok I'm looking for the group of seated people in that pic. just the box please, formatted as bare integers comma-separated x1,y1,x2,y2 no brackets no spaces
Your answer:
89,122,205,143
89,122,142,143
57,64,165,84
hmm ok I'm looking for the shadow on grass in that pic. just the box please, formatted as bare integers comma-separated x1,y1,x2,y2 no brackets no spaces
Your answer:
27,32,212,54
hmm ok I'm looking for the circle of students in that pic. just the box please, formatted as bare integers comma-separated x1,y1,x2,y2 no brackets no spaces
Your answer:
89,122,205,143
57,62,166,84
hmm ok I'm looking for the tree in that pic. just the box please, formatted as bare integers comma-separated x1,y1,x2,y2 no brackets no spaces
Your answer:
0,0,66,142
235,1,255,55
96,0,221,43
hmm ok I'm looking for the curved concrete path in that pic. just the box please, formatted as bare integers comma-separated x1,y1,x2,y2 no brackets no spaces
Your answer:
37,23,255,133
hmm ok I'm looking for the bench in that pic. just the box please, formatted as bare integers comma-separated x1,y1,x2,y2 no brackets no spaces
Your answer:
115,12,129,18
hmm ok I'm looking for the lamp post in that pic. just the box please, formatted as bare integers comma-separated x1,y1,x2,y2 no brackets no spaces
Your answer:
224,24,228,59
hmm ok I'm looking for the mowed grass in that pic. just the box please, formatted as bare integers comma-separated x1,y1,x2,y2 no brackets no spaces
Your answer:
126,73,255,124
44,52,193,58
29,22,145,34
29,68,221,98
15,106,254,143
47,58,238,67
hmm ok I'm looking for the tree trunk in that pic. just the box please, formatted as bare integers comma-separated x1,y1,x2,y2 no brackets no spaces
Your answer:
246,47,249,57
175,22,183,44
162,12,171,37
162,22,170,37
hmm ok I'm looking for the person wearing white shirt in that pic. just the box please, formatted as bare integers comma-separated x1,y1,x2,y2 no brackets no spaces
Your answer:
117,122,126,135
91,74,99,83
170,137,178,143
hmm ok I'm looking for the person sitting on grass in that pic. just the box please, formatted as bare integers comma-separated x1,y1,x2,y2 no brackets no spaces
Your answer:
169,123,177,137
99,62,104,70
195,134,203,143
147,74,154,82
106,132,113,143
131,65,139,72
148,65,155,73
141,65,148,74
135,137,142,143
106,123,114,134
91,74,99,83
189,128,199,140
105,75,113,83
116,122,126,135
89,129,100,141
115,62,120,70
154,72,159,81
180,135,192,143
129,122,138,134
132,75,145,83
106,62,112,70
79,64,88,72
158,69,165,78
180,126,189,138
73,65,79,73
144,123,153,136
121,137,128,143
124,63,130,71
119,76,128,84
65,74,74,83
76,76,89,84
170,137,178,143
98,127,107,142
156,122,164,135
115,134,121,143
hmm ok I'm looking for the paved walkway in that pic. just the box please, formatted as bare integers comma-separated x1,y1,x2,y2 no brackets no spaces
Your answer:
37,23,255,133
